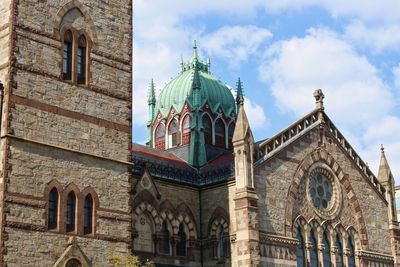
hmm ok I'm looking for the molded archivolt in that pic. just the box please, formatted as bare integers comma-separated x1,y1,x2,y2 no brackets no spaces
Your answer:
54,0,97,43
284,148,369,249
207,206,230,238
133,190,198,240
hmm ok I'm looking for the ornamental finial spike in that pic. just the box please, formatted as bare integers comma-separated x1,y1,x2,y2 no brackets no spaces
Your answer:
313,89,325,110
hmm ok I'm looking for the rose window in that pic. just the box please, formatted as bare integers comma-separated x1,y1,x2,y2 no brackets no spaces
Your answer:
310,174,333,209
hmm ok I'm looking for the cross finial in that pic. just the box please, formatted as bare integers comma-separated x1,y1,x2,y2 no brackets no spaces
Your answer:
313,89,325,110
381,144,385,153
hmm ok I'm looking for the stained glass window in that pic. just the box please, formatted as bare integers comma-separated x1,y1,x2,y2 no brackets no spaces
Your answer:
310,174,333,209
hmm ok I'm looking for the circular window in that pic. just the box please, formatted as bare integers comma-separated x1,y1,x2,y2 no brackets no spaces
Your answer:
307,165,341,219
310,174,333,209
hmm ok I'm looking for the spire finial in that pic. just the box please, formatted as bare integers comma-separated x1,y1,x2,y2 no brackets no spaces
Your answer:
236,77,244,106
381,144,385,153
148,79,156,105
192,40,199,60
313,89,325,110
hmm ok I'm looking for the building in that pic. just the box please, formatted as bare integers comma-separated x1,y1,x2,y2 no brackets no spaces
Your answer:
0,1,400,267
0,0,132,266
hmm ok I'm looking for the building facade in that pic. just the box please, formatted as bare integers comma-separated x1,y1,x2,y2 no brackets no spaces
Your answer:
1,1,400,267
0,0,132,266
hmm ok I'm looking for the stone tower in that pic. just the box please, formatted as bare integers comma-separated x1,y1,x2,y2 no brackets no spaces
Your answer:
0,1,132,266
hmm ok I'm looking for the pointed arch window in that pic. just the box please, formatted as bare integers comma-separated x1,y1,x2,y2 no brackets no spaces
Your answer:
159,221,170,255
66,192,76,232
63,30,73,80
181,115,192,145
335,234,344,267
155,123,166,150
168,119,180,148
215,119,226,148
48,188,59,229
310,231,319,267
77,35,87,84
202,115,212,145
83,194,93,235
322,232,331,267
347,237,356,267
295,227,305,267
176,223,187,257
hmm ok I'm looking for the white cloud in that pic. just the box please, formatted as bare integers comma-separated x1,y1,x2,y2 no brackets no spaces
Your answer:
393,64,400,89
202,26,272,68
244,97,268,130
344,20,400,53
259,27,394,127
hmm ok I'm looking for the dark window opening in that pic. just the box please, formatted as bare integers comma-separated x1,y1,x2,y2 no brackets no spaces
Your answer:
66,192,76,232
48,188,58,229
296,227,305,267
159,221,170,255
176,223,187,257
83,195,93,235
77,35,87,84
63,30,73,80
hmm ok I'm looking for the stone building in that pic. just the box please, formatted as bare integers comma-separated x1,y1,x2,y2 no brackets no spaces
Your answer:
0,0,399,267
132,43,400,266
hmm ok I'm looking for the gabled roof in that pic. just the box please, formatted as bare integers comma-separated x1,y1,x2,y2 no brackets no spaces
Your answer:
254,108,386,200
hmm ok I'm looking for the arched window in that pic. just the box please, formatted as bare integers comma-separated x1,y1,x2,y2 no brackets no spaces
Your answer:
159,221,170,255
48,188,58,229
77,35,87,84
295,227,305,267
176,223,187,257
63,30,73,80
217,226,228,258
215,119,226,148
66,259,81,267
228,123,235,149
181,115,191,145
134,213,154,253
322,232,331,267
202,115,212,145
66,192,76,232
83,194,93,235
310,231,319,267
347,237,356,267
155,123,165,150
168,119,180,148
335,234,343,267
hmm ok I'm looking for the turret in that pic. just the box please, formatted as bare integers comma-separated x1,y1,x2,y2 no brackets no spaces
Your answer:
377,145,398,227
146,79,156,147
232,91,254,188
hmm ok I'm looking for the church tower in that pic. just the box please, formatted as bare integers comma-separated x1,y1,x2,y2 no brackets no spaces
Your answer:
0,1,132,266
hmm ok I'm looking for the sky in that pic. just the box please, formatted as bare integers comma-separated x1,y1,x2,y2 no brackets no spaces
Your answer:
133,0,400,184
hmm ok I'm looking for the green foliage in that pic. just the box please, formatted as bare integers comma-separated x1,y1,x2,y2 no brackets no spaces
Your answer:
109,254,155,267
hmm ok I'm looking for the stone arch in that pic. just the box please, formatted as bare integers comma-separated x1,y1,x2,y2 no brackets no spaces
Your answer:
44,179,64,230
133,189,158,211
175,203,197,238
346,226,361,249
54,0,97,43
80,186,99,236
133,202,157,254
284,147,369,249
81,186,99,209
208,207,229,237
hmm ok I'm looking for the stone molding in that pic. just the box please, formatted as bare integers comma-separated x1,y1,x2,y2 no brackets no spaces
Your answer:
357,250,394,263
11,94,131,133
259,233,299,248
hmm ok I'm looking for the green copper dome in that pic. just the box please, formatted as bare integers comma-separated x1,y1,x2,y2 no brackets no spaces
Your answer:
154,46,236,118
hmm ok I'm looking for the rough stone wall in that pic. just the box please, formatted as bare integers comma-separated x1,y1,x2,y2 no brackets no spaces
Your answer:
254,127,392,256
0,0,132,266
201,183,235,267
132,175,201,266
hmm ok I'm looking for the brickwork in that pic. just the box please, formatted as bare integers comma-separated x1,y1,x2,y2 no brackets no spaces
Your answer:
0,0,132,265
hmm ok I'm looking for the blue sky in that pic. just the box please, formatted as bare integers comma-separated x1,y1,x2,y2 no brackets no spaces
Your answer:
133,1,400,183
